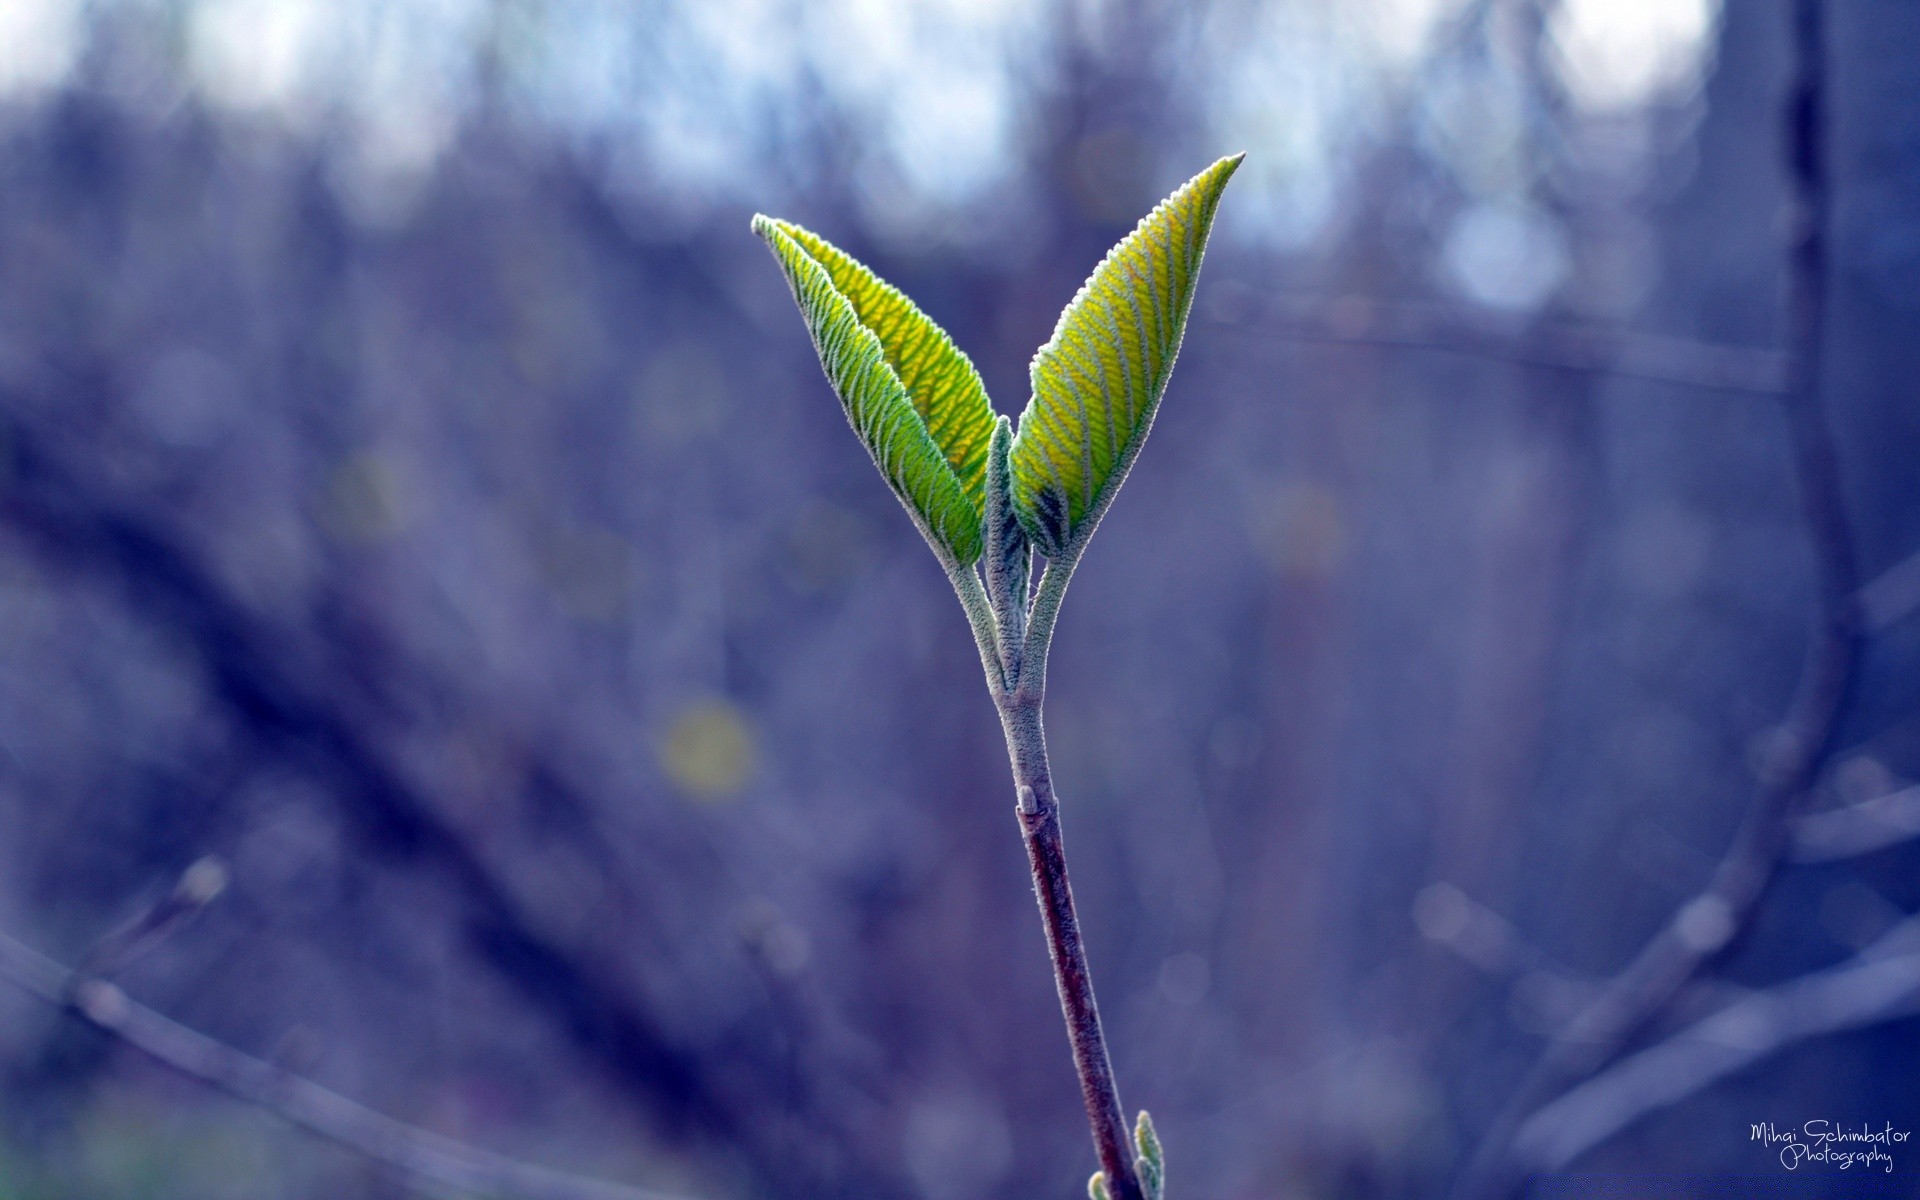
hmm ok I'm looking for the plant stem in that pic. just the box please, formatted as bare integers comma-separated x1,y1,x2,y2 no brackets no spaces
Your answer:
957,548,1139,1198
999,696,1143,1200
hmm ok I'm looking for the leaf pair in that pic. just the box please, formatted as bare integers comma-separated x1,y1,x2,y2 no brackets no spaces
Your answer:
753,154,1241,570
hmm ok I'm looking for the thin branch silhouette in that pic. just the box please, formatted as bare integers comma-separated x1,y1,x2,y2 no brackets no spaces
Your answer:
1858,545,1920,631
1210,296,1790,396
1457,3,1866,1193
1508,913,1920,1175
0,415,788,1171
0,928,700,1200
1791,785,1920,863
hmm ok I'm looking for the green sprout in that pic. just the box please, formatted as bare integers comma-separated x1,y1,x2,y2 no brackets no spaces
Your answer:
753,153,1242,1200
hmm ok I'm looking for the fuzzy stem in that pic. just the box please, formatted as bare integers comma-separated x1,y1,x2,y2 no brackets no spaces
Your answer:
999,696,1142,1200
951,550,1138,1200
947,560,1010,700
1016,556,1076,703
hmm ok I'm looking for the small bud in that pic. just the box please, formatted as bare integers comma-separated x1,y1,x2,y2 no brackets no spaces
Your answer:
74,979,129,1026
1675,895,1735,952
177,856,229,906
1135,1111,1164,1200
1136,1157,1161,1200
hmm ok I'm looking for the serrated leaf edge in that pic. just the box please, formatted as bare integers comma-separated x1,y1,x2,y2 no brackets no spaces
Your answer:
752,214,984,565
765,218,997,518
1008,153,1243,560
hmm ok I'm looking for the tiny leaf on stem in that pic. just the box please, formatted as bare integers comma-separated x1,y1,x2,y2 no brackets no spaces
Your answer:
1133,1111,1164,1200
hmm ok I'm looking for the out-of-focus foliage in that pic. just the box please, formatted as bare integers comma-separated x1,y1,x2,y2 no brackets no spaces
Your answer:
0,2,1918,1200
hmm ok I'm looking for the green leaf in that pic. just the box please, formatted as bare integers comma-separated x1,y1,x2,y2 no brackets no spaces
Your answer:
1008,154,1243,558
753,215,994,564
1134,1111,1164,1200
1088,1173,1112,1200
769,221,996,513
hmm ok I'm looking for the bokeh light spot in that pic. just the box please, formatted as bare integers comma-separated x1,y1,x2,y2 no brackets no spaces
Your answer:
659,700,758,801
1440,201,1569,312
0,0,83,96
1549,0,1720,112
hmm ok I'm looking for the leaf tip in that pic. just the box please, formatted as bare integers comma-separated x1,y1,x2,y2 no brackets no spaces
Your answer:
751,214,807,252
1191,152,1245,200
1134,1110,1162,1166
1134,1110,1165,1200
1203,152,1246,192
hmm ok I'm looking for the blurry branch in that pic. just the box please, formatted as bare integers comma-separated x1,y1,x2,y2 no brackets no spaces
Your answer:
1508,912,1920,1175
68,856,230,986
1209,297,1789,395
1415,884,1758,1043
1790,785,1920,863
0,926,698,1200
1415,882,1573,982
1857,545,1920,631
1416,883,1604,1039
1458,3,1864,1194
0,421,776,1172
1206,4,1790,401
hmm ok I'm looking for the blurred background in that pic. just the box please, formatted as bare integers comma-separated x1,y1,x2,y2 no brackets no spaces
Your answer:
1,0,1918,1197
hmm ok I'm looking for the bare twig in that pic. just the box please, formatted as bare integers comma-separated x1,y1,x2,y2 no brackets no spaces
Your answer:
1415,883,1607,1037
1415,882,1572,982
966,544,1141,1200
1019,789,1138,1200
0,423,743,1148
1457,4,1865,1193
1791,785,1920,863
1857,545,1920,632
68,856,229,988
1509,914,1920,1174
1414,883,1772,1045
0,929,699,1200
1208,296,1790,396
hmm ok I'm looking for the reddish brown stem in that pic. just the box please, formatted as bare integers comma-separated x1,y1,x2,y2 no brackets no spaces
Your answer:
1003,699,1143,1200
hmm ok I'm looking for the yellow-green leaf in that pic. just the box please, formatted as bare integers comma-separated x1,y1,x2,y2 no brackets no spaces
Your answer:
766,220,996,514
752,215,993,565
1134,1111,1164,1200
1009,154,1243,557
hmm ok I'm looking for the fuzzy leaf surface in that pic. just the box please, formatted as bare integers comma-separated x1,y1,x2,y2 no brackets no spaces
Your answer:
1009,154,1242,557
754,216,992,563
1134,1111,1164,1200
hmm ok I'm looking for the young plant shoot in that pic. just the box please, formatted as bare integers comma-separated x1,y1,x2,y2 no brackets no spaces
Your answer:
753,153,1242,1200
